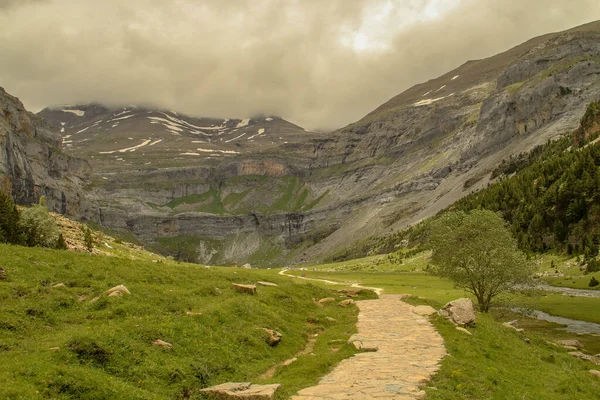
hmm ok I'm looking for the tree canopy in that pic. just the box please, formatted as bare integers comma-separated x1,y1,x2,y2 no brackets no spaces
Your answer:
429,209,534,312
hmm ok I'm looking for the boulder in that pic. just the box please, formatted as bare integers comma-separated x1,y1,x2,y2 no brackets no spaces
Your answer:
502,320,524,332
152,339,173,350
241,263,252,269
232,283,257,295
325,317,337,322
318,297,336,304
256,281,278,287
590,370,600,378
413,305,437,316
557,339,582,348
338,289,361,297
199,382,281,400
262,328,282,346
107,284,130,296
108,290,123,297
569,351,600,365
338,299,355,307
0,268,6,281
52,283,66,288
441,298,476,327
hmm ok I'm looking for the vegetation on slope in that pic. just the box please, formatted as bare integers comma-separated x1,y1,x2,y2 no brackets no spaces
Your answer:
0,244,369,399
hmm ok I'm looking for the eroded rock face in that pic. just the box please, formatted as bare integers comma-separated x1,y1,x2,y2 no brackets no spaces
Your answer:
0,87,93,218
441,298,476,327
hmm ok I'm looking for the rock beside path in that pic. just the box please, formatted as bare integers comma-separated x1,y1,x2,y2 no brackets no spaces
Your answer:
199,382,280,399
256,281,278,287
413,305,437,316
338,299,355,307
232,283,257,295
440,298,476,327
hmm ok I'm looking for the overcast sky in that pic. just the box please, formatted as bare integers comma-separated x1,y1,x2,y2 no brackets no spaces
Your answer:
0,0,598,130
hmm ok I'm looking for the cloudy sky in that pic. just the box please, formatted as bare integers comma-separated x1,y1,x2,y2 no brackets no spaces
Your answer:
0,0,598,130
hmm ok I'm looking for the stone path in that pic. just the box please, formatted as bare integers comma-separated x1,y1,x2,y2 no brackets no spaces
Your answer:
292,295,446,399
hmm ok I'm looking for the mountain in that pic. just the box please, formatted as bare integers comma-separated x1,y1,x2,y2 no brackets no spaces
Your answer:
34,20,600,266
0,87,92,217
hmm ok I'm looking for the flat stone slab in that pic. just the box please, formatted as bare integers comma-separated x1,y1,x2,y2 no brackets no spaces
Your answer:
292,295,446,399
412,305,437,316
199,382,281,399
257,281,278,287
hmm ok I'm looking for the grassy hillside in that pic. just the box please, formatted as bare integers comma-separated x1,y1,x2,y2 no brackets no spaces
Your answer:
0,244,372,399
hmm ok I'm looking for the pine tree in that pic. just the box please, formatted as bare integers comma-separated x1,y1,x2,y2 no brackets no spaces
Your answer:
84,227,94,251
0,189,22,244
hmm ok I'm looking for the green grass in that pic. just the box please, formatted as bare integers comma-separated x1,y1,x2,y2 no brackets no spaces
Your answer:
424,312,600,399
0,244,367,399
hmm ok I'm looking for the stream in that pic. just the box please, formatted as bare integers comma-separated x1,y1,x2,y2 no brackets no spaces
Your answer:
528,310,600,335
536,281,600,298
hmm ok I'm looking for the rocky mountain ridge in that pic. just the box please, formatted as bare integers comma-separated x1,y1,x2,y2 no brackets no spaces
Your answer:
22,20,600,265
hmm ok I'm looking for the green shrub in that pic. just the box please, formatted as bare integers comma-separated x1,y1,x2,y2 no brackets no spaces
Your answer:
589,276,599,287
19,203,59,247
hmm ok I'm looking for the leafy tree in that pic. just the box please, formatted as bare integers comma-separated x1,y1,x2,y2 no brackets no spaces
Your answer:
429,210,535,312
0,189,22,244
19,203,59,248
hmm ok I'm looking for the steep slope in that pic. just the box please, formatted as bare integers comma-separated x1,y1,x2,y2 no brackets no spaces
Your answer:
0,87,92,217
33,20,600,266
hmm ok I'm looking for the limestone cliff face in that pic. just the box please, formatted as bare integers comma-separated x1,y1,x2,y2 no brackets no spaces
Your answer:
0,87,93,217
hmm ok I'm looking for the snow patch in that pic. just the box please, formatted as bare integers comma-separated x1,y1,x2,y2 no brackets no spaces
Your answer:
109,114,135,122
196,148,240,155
265,117,273,122
247,128,265,140
225,133,246,143
413,93,455,107
99,139,152,154
181,152,202,156
60,127,65,133
60,122,65,126
62,109,85,117
148,139,163,146
451,75,459,80
435,85,446,92
76,126,90,134
422,90,432,97
235,118,250,129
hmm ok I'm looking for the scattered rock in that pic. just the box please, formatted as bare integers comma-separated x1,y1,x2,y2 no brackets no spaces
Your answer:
318,297,336,304
441,298,476,327
199,382,280,400
48,347,60,351
524,338,531,344
413,305,437,316
338,299,355,307
241,263,252,269
455,327,472,335
107,284,131,296
262,328,282,346
77,295,87,302
502,320,524,332
256,281,278,287
338,289,361,297
0,268,6,281
590,370,600,378
186,311,202,316
90,295,101,303
563,345,579,351
557,339,582,348
108,290,123,297
152,339,173,350
569,351,600,365
52,283,66,288
232,283,257,295
325,317,337,322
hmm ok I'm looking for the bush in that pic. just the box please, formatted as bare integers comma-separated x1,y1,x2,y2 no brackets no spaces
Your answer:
19,203,59,248
589,276,599,287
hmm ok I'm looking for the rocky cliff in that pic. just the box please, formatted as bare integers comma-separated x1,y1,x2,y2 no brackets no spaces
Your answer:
0,87,93,217
30,20,600,266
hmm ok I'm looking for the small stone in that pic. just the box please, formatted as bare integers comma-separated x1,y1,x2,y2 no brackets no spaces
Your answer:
232,283,257,295
262,328,282,346
325,317,337,322
52,283,66,288
152,339,173,350
502,320,524,332
48,347,60,351
108,290,123,297
186,311,202,316
107,284,130,296
77,295,87,302
318,297,336,304
338,299,355,307
455,327,472,335
563,345,579,351
257,281,278,287
524,338,531,344
413,305,437,316
0,268,6,281
569,351,600,365
590,370,600,378
90,295,101,303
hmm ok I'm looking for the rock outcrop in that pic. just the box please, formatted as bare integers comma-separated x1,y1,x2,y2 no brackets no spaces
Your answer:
199,382,280,400
0,87,93,218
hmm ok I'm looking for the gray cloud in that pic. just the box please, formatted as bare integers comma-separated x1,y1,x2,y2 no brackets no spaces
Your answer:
0,0,598,130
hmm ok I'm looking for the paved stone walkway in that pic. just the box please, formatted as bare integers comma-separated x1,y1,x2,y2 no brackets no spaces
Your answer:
292,295,446,399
